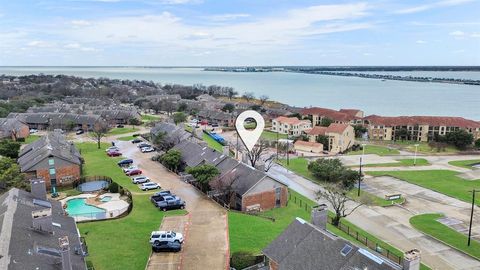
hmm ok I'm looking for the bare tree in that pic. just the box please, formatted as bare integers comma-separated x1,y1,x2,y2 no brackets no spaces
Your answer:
259,95,269,106
245,139,269,168
242,92,255,102
316,184,364,226
263,153,276,172
90,121,109,149
210,173,240,208
227,88,238,100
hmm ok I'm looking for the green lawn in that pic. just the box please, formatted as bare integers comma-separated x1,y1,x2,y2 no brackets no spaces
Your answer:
448,159,480,169
76,142,185,270
202,133,224,152
141,114,161,122
347,189,405,207
230,190,430,269
24,134,41,144
278,158,399,207
117,135,137,141
107,127,139,135
363,158,430,167
368,170,480,206
261,130,287,141
348,145,400,156
372,141,459,154
410,214,480,260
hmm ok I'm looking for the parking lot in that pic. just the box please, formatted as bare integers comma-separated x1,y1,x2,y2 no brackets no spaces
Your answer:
117,140,229,270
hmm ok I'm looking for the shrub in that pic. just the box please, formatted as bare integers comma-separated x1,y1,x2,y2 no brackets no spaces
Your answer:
108,182,119,193
231,252,257,270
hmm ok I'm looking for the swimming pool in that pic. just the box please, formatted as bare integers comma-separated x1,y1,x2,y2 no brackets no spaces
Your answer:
66,198,106,219
77,181,109,192
100,196,112,202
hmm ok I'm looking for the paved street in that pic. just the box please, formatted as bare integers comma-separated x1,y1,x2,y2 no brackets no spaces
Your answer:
269,163,480,270
117,140,229,270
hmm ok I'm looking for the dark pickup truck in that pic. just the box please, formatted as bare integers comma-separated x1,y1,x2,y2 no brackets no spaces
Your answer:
151,195,186,211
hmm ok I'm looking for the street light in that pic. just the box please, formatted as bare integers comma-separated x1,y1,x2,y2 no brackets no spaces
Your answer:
468,189,479,246
358,144,366,197
361,143,366,157
413,144,419,166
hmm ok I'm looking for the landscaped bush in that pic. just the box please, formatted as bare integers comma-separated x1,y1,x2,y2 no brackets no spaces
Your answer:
231,251,257,270
108,182,119,193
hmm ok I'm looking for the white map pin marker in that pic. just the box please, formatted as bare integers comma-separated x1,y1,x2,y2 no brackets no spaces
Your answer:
235,110,265,152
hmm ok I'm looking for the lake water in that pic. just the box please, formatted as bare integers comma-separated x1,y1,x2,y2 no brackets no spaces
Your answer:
0,67,479,120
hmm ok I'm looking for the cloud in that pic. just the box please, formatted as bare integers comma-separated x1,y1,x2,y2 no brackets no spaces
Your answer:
64,43,98,51
416,40,427,44
207,13,250,22
71,20,92,26
449,30,465,36
395,0,474,14
471,32,480,38
27,40,53,48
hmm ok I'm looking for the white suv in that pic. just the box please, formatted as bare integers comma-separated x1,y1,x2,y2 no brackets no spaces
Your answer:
141,182,160,191
132,176,150,184
150,231,184,245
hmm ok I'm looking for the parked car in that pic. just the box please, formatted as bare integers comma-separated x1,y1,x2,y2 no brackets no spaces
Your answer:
137,142,151,149
29,128,38,134
117,159,134,166
211,123,219,128
153,190,172,197
149,231,184,245
107,151,122,157
131,138,142,144
132,176,150,184
126,169,142,176
141,147,155,153
140,182,160,190
150,193,177,204
75,129,84,135
116,124,124,128
106,146,120,152
155,196,186,211
151,241,181,253
123,165,138,173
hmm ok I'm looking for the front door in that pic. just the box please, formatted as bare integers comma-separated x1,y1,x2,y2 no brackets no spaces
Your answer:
275,187,281,207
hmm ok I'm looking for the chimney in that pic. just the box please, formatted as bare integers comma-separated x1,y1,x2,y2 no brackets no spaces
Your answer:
59,236,72,270
403,249,421,270
30,179,47,200
311,204,328,230
32,208,53,234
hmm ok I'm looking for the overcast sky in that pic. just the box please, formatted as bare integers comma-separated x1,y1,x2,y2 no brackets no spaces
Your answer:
1,0,479,66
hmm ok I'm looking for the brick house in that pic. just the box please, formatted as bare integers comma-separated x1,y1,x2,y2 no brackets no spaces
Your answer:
7,112,105,131
197,110,236,127
18,131,83,190
173,140,288,212
271,116,312,136
263,205,421,270
307,123,355,154
0,118,30,140
364,115,480,142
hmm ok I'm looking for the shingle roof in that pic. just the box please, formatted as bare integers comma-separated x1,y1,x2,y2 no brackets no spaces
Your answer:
18,132,82,172
263,218,401,270
274,116,310,125
0,118,28,138
301,107,357,122
365,115,480,128
0,188,86,270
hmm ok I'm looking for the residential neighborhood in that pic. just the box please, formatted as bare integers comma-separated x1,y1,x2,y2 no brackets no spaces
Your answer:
0,75,479,270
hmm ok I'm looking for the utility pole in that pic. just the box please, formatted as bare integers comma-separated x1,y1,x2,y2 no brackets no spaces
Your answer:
358,156,362,197
414,144,419,166
276,130,279,161
468,189,478,246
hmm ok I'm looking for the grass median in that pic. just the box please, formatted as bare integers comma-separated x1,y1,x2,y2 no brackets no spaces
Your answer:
363,158,430,167
410,213,480,260
448,159,480,169
368,170,480,206
348,145,400,156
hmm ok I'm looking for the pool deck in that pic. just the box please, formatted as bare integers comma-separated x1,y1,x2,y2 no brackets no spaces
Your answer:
61,193,129,221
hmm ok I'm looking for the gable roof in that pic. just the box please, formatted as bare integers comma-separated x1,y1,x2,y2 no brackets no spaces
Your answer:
307,126,328,136
365,115,480,128
325,123,350,134
18,132,82,172
263,218,401,270
0,188,86,270
300,107,357,122
274,116,310,126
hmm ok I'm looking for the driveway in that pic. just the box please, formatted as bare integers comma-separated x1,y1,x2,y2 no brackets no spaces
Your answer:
268,163,480,270
117,140,229,270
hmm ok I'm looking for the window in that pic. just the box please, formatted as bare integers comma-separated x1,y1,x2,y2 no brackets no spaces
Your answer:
48,159,54,166
49,168,55,175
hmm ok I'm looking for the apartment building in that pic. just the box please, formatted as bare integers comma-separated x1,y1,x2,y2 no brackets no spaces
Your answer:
307,123,355,154
364,115,480,142
301,107,364,126
271,116,312,136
